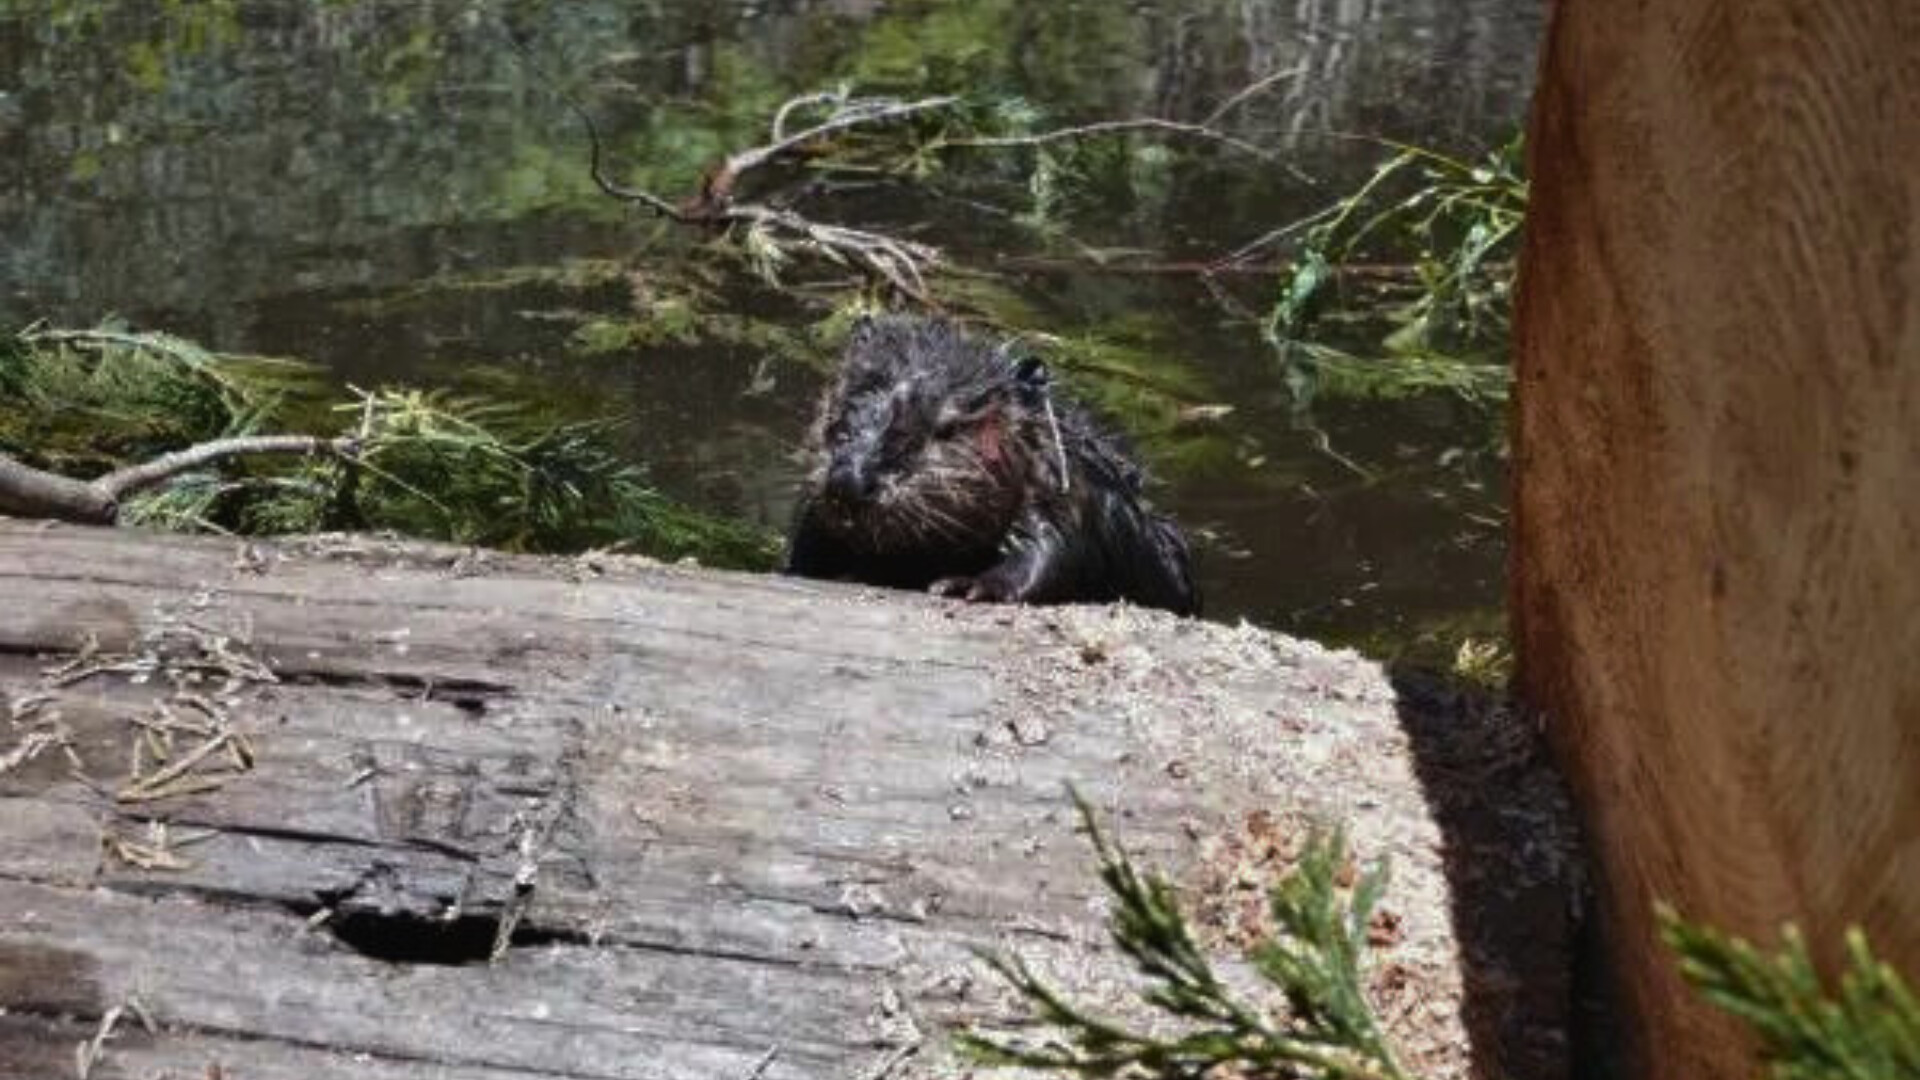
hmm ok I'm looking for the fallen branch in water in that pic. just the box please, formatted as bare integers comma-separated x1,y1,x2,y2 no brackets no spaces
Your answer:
930,117,1314,185
565,91,1312,301
564,81,954,301
508,21,1312,304
0,437,356,526
995,254,1422,278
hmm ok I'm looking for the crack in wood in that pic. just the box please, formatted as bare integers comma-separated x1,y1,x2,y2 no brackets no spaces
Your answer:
0,524,1582,1078
275,667,518,708
0,1002,662,1080
0,565,1000,672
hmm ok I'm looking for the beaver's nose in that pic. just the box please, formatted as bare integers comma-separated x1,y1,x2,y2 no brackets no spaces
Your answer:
824,458,873,505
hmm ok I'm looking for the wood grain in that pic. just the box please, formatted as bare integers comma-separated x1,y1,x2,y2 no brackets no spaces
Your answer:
0,522,1575,1078
1514,1,1920,1074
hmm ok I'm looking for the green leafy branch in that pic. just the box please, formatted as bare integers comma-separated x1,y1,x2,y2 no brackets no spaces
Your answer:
961,791,1411,1080
1260,133,1526,353
1660,905,1920,1080
959,793,1920,1080
1,327,777,567
1236,134,1525,418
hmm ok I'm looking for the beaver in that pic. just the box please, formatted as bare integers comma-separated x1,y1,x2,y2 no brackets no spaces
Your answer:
782,315,1199,615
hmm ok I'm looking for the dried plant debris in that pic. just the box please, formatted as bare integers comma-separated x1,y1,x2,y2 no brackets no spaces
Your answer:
11,611,279,870
0,712,81,778
74,996,157,1080
44,620,276,808
101,819,217,871
3,681,85,780
46,621,277,693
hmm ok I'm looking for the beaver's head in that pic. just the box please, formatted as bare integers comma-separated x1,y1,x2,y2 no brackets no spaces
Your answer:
808,316,1048,551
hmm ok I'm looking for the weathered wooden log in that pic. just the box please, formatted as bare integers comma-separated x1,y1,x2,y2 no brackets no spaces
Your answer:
0,521,1575,1079
1515,0,1920,1075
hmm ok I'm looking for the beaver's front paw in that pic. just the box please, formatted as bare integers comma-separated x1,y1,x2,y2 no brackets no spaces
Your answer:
929,572,1020,603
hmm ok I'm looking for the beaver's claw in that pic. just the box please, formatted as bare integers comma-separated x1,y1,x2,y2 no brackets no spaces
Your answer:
929,573,1020,603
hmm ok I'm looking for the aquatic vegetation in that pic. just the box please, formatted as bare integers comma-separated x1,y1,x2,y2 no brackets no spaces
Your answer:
1260,134,1525,350
571,74,1515,428
1251,135,1526,412
0,327,779,567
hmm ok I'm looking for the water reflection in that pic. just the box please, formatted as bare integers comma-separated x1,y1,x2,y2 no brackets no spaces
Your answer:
0,0,1541,651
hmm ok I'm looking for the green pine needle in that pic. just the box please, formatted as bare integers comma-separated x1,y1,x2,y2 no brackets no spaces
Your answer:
960,788,1411,1080
3,326,780,568
1659,905,1920,1080
963,802,1920,1080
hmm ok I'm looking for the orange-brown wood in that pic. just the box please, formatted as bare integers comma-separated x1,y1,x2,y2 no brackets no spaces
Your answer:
1514,0,1920,1074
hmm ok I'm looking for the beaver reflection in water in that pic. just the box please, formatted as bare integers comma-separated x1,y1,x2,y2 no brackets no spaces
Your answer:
782,315,1199,615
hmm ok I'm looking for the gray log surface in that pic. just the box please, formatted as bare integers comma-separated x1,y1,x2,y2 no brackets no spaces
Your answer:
0,521,1577,1080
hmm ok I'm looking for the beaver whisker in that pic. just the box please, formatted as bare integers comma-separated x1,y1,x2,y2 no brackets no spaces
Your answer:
916,503,976,543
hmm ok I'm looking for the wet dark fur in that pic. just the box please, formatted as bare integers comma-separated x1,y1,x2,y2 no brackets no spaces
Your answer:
783,315,1198,615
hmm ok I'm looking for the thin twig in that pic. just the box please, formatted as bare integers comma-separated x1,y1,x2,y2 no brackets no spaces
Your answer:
1203,62,1309,126
861,1040,920,1080
116,731,232,802
741,1045,780,1079
771,90,841,142
723,95,958,182
935,118,1314,184
75,1002,128,1080
546,78,947,298
997,254,1420,278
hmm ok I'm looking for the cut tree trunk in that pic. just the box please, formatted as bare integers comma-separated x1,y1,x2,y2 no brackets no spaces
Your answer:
0,521,1575,1080
1515,1,1920,1075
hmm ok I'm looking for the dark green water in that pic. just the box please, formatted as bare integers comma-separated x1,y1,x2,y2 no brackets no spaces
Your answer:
0,0,1541,652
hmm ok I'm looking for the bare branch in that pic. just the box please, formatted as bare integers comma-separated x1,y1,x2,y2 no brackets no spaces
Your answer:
771,90,842,142
521,62,951,298
1202,62,1309,127
933,118,1314,184
0,453,116,524
504,23,1306,304
568,93,689,221
95,436,355,501
722,94,959,181
0,437,355,527
994,254,1344,277
498,27,687,220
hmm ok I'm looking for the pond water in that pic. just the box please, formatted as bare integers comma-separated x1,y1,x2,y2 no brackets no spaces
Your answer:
0,0,1542,655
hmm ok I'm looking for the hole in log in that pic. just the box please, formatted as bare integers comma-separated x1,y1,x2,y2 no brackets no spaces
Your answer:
323,908,503,966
